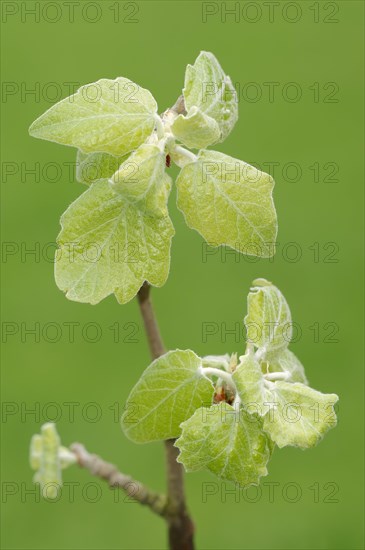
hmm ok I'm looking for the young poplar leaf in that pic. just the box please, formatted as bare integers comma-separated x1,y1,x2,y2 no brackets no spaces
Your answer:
55,175,174,305
267,349,308,385
121,350,214,443
76,150,129,186
175,403,271,487
171,106,220,149
232,353,266,411
263,382,338,449
183,51,238,142
176,150,277,257
244,279,292,354
109,144,171,217
29,77,157,156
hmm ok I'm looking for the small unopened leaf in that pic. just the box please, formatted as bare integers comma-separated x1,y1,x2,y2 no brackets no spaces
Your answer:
202,354,231,371
29,77,157,156
171,107,220,149
176,150,277,257
76,150,129,186
232,354,266,413
183,51,238,142
263,382,338,448
110,144,171,217
30,423,76,500
245,279,291,354
121,350,214,443
175,403,271,487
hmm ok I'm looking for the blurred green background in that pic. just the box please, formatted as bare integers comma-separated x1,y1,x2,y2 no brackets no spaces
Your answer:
1,1,364,549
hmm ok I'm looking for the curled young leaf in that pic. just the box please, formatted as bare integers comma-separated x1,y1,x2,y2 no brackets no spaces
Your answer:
175,402,272,487
183,51,238,142
29,77,157,156
176,150,277,257
244,279,292,355
232,353,266,412
171,106,220,149
121,350,214,443
110,144,171,217
202,353,231,371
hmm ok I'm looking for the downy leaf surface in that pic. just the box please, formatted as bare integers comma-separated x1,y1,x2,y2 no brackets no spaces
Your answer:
121,350,214,443
244,279,292,354
171,106,220,149
29,77,157,156
76,150,129,186
55,145,174,304
176,150,277,257
175,402,271,487
183,51,238,142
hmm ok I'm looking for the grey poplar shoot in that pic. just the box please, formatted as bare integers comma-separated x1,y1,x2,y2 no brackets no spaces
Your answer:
28,51,338,550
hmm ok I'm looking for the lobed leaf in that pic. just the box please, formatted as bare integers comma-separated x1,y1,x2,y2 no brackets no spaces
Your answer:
55,145,174,304
29,77,157,156
121,350,214,443
262,382,338,448
176,150,277,257
175,402,271,487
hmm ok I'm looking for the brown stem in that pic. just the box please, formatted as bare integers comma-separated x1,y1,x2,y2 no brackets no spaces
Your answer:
70,443,167,517
137,282,195,550
164,440,195,550
137,281,165,358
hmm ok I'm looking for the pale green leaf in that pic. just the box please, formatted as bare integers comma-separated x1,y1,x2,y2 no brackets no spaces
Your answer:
183,51,238,142
29,77,157,156
76,150,129,186
109,144,171,217
171,106,220,149
55,162,174,304
263,382,338,448
175,403,271,487
176,150,277,257
244,279,292,354
267,349,308,385
121,350,214,443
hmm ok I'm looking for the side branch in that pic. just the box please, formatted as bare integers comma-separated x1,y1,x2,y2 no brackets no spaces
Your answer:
71,442,167,518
